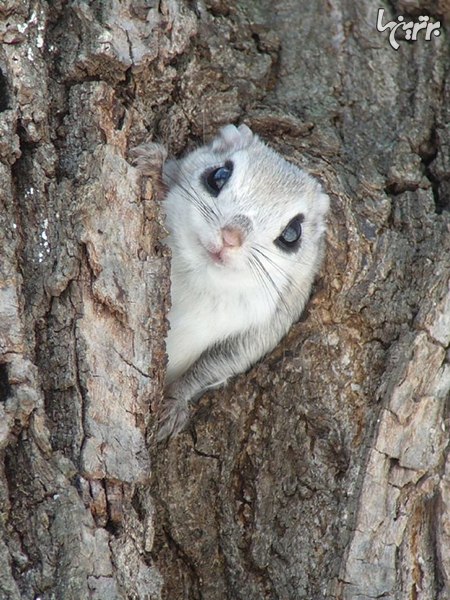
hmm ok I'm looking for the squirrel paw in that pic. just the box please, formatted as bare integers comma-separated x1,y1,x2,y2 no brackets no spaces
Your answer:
130,142,167,176
155,396,190,442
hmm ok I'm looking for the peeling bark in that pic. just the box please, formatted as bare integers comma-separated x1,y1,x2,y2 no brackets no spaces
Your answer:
0,0,449,599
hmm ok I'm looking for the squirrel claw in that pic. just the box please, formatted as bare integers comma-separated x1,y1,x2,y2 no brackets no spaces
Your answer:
155,396,190,442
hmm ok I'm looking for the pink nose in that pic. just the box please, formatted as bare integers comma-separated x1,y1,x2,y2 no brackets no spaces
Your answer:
221,226,243,248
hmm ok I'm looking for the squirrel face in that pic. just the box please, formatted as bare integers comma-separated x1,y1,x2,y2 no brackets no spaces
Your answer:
163,125,329,311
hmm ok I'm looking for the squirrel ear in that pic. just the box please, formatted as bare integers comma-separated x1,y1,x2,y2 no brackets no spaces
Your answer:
317,191,330,218
210,124,255,152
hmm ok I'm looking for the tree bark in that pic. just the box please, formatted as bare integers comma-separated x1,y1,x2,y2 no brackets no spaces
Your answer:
1,1,449,599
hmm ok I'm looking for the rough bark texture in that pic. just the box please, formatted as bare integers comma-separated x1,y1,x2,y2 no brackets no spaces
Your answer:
1,1,449,599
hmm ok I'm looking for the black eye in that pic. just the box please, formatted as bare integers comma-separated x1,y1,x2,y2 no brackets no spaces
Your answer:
203,161,233,196
275,215,304,251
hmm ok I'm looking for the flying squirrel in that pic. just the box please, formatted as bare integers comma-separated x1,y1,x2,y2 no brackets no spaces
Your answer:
133,124,329,441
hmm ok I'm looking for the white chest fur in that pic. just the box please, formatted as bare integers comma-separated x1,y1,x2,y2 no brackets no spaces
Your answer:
165,258,274,383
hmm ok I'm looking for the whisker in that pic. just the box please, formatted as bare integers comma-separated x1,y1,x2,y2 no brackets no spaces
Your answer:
252,241,303,264
250,253,292,315
179,168,221,218
165,170,219,225
251,246,309,309
248,256,278,309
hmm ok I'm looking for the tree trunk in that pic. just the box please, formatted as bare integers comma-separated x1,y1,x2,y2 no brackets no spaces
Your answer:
1,1,449,599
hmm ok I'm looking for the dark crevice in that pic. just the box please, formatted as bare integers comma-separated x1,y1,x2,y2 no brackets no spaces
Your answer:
104,518,121,536
385,124,446,210
192,443,220,460
131,488,146,521
251,32,263,53
0,363,12,402
203,0,230,18
424,164,444,213
0,68,9,111
161,527,203,599
384,181,420,196
419,126,447,213
13,124,40,161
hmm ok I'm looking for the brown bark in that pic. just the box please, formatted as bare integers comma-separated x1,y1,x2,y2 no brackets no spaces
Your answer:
0,0,449,598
